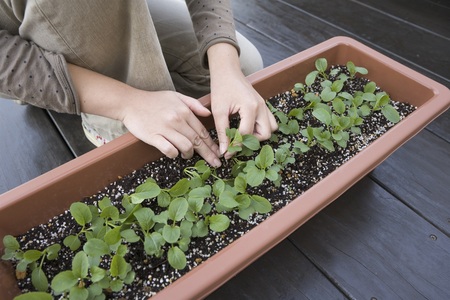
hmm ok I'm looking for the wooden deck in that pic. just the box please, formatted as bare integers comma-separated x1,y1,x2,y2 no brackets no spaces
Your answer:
1,0,449,299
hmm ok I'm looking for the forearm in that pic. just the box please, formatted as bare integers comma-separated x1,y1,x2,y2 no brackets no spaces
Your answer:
67,63,136,122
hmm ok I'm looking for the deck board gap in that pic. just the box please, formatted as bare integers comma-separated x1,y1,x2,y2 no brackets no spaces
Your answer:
347,0,450,40
369,173,450,237
286,238,353,299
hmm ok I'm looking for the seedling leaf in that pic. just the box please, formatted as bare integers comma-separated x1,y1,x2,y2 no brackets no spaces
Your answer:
332,98,346,114
134,207,155,232
24,250,42,262
219,190,239,208
45,244,61,261
168,246,186,270
90,266,106,283
242,134,260,150
313,108,331,125
72,251,89,279
251,195,272,214
382,104,400,123
131,185,161,203
234,175,247,194
257,145,274,169
144,232,164,256
110,254,128,278
315,58,327,72
83,238,110,258
109,279,124,292
51,270,78,293
63,235,81,251
169,178,190,197
104,226,122,245
3,235,20,250
305,70,318,86
209,214,231,232
163,225,181,244
364,81,377,93
245,166,265,187
31,268,48,292
168,198,189,222
14,292,53,300
70,202,92,226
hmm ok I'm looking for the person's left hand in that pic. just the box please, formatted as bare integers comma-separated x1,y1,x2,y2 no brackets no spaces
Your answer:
207,43,278,158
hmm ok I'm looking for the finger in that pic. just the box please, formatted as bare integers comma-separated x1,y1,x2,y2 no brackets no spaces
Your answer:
237,102,258,137
177,93,212,117
146,134,179,159
268,107,279,131
183,116,222,167
213,109,231,156
253,106,278,140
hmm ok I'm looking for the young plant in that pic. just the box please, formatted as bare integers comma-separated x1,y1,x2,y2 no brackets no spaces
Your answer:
346,61,368,79
226,128,261,157
2,235,61,292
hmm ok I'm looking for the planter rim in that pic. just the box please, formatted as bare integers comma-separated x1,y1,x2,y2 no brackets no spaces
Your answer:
0,36,449,300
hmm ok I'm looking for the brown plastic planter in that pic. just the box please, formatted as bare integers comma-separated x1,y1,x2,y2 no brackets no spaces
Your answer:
0,37,449,299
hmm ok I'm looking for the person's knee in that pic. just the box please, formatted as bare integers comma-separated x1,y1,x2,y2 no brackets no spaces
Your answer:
236,32,264,76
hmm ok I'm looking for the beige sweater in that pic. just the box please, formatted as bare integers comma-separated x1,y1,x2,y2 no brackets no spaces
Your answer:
0,0,239,114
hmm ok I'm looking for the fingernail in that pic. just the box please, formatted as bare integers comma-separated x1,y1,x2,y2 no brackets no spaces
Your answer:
213,158,222,168
220,143,227,156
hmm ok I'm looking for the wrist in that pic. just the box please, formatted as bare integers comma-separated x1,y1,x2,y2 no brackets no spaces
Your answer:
207,43,241,74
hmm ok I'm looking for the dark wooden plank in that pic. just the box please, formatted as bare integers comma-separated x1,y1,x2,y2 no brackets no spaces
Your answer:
426,110,450,143
0,99,74,193
47,111,95,157
357,0,450,38
231,0,345,53
280,0,450,86
370,129,450,235
208,240,347,299
289,177,450,300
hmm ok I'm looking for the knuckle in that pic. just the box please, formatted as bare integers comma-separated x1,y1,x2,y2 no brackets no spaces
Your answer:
200,128,210,139
165,111,184,123
193,135,203,148
161,146,179,159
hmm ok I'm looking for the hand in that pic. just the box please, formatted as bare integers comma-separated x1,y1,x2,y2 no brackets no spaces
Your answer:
207,44,278,158
69,64,222,167
122,90,222,167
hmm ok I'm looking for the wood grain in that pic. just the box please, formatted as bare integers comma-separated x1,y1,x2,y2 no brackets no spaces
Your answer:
0,99,73,193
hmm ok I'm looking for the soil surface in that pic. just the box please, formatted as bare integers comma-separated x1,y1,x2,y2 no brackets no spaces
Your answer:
11,66,416,299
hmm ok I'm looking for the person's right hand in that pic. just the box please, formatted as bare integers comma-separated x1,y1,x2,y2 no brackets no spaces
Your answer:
69,64,221,167
121,90,222,168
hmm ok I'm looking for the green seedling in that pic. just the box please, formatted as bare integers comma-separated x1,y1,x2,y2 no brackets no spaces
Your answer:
2,235,61,292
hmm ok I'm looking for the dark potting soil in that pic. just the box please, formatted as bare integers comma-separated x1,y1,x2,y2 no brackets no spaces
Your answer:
12,66,416,299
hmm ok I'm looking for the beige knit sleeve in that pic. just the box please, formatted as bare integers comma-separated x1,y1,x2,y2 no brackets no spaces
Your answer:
186,0,241,68
0,29,80,114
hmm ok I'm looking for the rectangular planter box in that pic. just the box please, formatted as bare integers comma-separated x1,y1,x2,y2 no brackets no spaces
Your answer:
0,36,449,299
